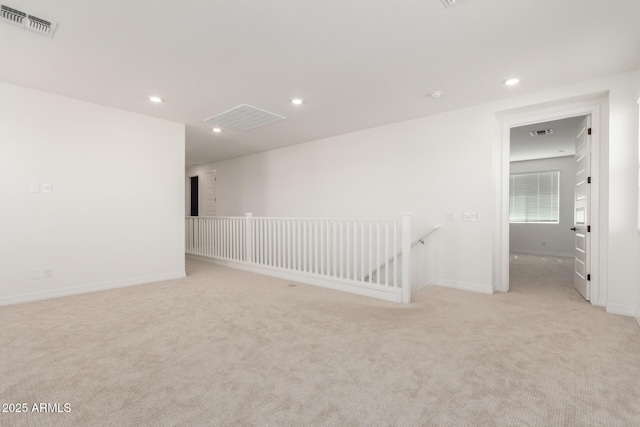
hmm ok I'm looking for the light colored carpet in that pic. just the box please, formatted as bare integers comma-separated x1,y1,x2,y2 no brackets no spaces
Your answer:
1,255,639,426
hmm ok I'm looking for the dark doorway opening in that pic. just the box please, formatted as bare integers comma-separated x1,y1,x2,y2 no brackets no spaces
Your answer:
190,176,199,216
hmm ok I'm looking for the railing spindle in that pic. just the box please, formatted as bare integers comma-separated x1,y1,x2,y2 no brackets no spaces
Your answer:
346,220,350,280
385,221,389,287
368,221,373,284
394,220,398,288
339,220,344,278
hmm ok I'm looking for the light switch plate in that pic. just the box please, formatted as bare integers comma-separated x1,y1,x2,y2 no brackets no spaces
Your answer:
463,212,480,222
30,183,39,193
42,184,52,194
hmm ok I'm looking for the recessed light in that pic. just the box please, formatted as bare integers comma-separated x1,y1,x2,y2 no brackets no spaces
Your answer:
504,78,520,86
291,98,303,105
429,91,443,99
212,127,222,133
149,96,163,103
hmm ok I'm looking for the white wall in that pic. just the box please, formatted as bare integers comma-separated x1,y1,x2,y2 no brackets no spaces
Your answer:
0,82,186,305
637,68,640,326
605,71,639,316
510,156,575,257
187,104,498,294
186,69,640,313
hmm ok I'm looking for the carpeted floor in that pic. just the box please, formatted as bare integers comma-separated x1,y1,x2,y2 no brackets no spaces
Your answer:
1,255,639,426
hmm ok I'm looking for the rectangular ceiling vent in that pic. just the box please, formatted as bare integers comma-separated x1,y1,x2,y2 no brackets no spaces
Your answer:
1,4,57,38
204,104,286,132
441,0,466,8
529,128,554,137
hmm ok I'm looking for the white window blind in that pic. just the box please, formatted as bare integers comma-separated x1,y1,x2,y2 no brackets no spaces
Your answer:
510,171,560,223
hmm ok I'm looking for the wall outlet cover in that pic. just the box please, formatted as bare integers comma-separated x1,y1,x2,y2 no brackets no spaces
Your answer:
42,184,52,194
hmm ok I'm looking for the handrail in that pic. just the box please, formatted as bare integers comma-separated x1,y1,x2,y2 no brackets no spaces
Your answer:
411,224,441,247
185,215,398,221
366,224,441,281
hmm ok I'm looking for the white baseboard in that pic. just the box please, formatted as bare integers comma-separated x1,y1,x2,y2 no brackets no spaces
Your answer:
433,279,494,295
635,309,640,328
605,303,637,318
510,250,574,258
187,254,403,303
0,271,186,307
412,279,437,294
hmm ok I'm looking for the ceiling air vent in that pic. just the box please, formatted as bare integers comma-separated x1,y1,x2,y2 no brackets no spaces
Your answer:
204,104,286,132
441,0,466,8
1,4,57,38
529,129,554,137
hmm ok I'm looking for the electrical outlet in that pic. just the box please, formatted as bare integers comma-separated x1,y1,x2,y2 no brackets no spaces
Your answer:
31,268,41,280
43,268,54,279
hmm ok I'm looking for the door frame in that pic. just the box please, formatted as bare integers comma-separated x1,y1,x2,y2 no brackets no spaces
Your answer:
493,95,607,306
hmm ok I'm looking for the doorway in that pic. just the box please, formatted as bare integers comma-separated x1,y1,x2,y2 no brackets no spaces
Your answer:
190,176,199,216
494,97,605,306
508,116,589,300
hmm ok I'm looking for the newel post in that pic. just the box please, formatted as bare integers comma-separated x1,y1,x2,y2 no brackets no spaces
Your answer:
401,212,412,304
245,213,253,263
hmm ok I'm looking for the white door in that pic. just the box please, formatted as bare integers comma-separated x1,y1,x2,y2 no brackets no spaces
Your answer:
573,116,591,300
203,172,217,217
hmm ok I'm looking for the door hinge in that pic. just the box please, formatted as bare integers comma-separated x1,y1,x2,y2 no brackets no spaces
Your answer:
587,225,591,232
587,274,591,281
587,176,591,184
588,128,592,135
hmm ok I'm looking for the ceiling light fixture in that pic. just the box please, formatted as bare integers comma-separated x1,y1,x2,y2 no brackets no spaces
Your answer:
429,91,443,99
291,98,303,105
149,96,163,103
504,78,520,86
212,127,222,133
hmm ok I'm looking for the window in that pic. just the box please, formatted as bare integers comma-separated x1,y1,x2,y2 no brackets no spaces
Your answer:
510,171,560,223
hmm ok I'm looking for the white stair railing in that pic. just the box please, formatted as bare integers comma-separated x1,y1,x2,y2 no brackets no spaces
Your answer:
185,213,413,303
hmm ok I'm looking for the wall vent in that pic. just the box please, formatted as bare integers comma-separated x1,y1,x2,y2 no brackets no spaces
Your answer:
529,128,554,136
204,104,286,132
1,4,57,38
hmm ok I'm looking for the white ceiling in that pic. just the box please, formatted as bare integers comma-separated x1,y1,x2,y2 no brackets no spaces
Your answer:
510,116,586,162
1,1,639,166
